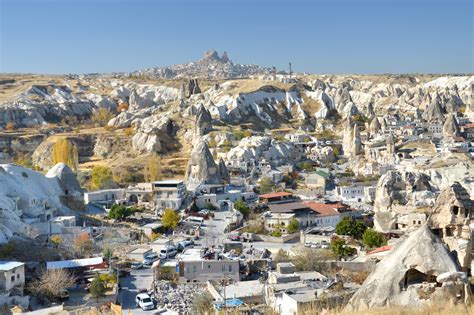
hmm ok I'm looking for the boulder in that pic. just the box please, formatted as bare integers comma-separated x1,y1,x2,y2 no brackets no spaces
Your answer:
345,225,470,311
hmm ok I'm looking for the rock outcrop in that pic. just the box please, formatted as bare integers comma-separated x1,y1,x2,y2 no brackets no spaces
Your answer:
187,79,201,97
346,225,470,311
374,171,435,232
442,114,459,138
0,163,83,244
132,115,175,153
423,95,445,121
343,120,362,157
429,182,473,271
195,104,212,136
186,139,223,190
217,158,230,184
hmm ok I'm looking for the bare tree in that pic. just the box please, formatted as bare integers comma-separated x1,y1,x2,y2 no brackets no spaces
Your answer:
74,232,93,257
29,269,76,300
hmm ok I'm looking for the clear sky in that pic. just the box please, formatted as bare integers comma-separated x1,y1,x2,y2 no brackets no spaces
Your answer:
1,0,472,74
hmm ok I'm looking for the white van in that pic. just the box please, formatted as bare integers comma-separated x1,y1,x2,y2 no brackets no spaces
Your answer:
159,245,177,259
187,216,204,225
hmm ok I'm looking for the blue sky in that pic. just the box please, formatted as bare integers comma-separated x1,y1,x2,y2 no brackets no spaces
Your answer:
1,0,472,74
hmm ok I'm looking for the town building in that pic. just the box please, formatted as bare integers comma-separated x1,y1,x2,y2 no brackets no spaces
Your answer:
258,192,295,204
0,261,25,296
337,185,376,203
265,201,360,233
152,180,186,211
304,170,330,191
176,249,240,283
84,189,126,205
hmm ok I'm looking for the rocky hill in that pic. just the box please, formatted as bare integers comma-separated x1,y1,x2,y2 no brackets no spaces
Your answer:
134,50,281,79
0,55,472,184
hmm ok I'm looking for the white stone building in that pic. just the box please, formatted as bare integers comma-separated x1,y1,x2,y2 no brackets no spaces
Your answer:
0,261,25,295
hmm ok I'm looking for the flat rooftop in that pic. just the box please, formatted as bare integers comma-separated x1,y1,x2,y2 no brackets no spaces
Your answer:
218,280,264,299
152,180,184,184
0,261,24,271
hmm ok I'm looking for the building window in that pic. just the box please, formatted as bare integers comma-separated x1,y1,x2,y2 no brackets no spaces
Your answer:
193,265,196,273
229,265,232,272
16,274,19,279
11,275,15,282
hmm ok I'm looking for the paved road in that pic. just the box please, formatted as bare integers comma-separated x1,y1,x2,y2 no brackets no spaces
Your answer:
118,268,157,314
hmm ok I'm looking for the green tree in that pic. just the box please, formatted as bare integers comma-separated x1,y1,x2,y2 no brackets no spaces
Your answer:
162,208,180,229
234,200,250,218
103,247,113,261
362,228,386,248
335,217,367,239
287,218,299,234
108,204,135,220
259,177,275,194
330,237,355,260
91,166,114,190
89,274,106,302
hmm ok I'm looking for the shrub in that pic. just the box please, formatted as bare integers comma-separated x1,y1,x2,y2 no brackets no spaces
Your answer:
270,230,282,237
123,127,135,137
191,292,213,314
330,236,355,259
242,130,252,138
258,177,275,194
287,218,299,234
5,122,15,131
203,202,216,211
92,108,115,127
108,204,135,220
233,130,244,140
117,102,129,112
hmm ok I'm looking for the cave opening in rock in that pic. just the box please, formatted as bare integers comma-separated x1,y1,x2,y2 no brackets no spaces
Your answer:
402,268,436,289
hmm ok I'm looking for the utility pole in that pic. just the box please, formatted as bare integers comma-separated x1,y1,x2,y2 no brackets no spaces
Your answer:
289,62,292,78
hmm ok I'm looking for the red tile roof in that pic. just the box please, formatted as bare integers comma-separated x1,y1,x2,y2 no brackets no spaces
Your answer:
464,123,474,129
367,245,392,255
305,202,349,217
259,191,293,199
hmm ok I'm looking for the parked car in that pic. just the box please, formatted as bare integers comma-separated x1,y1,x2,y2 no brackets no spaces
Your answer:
177,240,194,252
159,245,177,259
58,289,69,301
112,268,131,277
143,253,159,266
131,262,143,270
228,234,241,242
136,293,155,311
